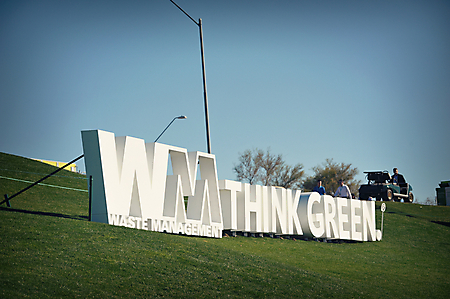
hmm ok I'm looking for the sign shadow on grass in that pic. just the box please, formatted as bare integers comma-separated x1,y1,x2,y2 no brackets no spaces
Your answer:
0,207,88,221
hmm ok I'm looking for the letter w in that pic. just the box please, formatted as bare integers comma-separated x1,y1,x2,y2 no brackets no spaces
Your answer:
82,130,156,222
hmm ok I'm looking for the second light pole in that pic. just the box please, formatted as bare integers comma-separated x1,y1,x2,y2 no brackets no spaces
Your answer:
170,0,211,154
155,115,187,143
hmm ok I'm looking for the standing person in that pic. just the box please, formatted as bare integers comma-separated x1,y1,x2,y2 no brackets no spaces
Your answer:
335,179,351,199
391,168,406,185
313,179,326,195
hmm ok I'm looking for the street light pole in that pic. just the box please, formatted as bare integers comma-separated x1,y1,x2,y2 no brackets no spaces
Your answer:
198,18,211,154
154,115,187,143
169,0,212,154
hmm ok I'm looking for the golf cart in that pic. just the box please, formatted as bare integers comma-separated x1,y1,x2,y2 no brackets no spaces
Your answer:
358,171,413,202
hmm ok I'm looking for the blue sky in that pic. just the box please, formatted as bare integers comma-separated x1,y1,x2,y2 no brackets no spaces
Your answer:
1,0,449,203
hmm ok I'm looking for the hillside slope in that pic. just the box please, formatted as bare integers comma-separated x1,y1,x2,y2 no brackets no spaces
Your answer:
1,152,449,298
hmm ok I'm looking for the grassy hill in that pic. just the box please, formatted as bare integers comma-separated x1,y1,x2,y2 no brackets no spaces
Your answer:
1,152,449,298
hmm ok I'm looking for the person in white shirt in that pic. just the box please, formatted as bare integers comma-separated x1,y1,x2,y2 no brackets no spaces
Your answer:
335,179,352,199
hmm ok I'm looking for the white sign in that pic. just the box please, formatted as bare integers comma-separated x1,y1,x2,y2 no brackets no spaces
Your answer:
82,130,381,241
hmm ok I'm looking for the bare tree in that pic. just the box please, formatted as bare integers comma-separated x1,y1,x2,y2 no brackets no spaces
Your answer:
271,163,305,189
233,149,263,185
259,149,283,186
233,148,304,189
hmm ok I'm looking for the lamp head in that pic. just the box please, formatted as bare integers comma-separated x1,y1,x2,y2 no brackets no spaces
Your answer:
177,115,187,119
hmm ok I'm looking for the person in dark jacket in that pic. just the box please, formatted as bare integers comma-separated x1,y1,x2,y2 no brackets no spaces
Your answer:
391,168,406,185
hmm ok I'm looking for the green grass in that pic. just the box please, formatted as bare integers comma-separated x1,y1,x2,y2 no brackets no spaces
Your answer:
1,152,449,298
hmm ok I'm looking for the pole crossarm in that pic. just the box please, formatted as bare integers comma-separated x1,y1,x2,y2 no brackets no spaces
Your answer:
169,0,199,26
1,154,85,206
154,115,186,143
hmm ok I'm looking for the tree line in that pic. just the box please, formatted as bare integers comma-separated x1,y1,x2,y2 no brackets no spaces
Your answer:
233,148,361,196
